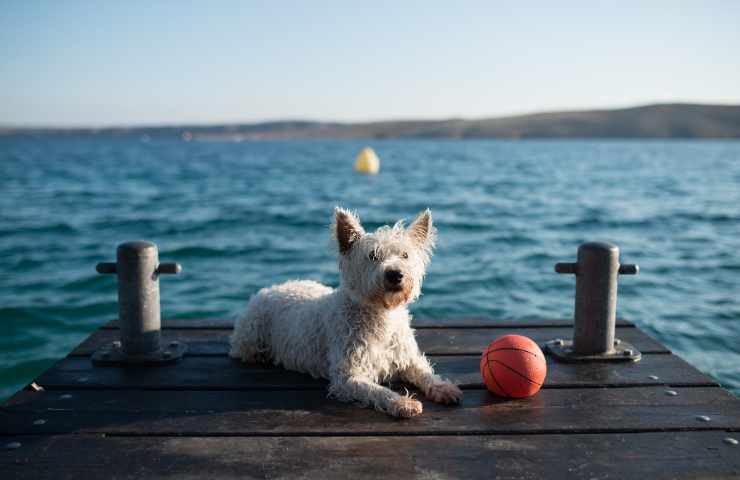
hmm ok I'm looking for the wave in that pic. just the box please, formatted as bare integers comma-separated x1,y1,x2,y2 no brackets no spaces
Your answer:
1,138,740,397
0,222,78,236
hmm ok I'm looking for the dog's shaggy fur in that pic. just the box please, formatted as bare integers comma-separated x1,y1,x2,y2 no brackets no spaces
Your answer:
229,207,462,418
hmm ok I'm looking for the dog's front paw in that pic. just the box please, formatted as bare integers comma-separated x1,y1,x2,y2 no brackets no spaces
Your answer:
427,381,463,405
388,396,423,418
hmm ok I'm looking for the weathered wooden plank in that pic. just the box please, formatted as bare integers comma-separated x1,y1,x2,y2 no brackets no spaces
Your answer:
8,386,733,412
429,354,717,388
71,326,668,356
2,432,739,479
102,317,635,329
413,317,636,328
417,326,662,353
3,387,739,435
33,354,717,390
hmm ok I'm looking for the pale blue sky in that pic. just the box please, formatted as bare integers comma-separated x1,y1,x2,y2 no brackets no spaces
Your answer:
1,1,739,127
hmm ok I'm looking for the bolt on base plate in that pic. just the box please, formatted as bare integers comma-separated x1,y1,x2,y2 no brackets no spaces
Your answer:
92,341,188,366
545,338,641,363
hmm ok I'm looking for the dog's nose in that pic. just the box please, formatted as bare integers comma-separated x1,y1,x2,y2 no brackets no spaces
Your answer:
385,269,403,285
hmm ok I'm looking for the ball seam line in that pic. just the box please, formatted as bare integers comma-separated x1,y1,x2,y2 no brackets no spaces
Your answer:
488,347,542,357
485,350,512,397
488,358,544,387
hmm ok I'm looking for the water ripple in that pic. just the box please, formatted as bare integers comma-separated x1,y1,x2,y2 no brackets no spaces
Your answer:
1,137,739,399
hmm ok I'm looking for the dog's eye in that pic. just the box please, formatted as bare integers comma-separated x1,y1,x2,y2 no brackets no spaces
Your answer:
401,252,409,259
368,251,378,262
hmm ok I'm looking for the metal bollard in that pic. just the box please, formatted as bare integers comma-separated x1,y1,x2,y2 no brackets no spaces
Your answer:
93,241,187,365
546,241,640,362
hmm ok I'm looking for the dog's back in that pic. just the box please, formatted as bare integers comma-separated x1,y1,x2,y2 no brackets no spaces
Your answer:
229,280,335,378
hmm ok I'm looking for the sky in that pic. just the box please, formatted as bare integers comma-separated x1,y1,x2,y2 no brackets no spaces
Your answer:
1,1,739,127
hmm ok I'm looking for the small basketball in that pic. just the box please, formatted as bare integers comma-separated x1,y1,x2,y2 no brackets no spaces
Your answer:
480,334,547,398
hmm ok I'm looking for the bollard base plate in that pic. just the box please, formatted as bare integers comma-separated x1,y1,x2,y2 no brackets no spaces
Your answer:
92,341,188,366
545,339,641,363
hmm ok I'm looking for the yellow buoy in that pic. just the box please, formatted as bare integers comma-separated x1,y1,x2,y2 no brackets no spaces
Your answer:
354,147,380,174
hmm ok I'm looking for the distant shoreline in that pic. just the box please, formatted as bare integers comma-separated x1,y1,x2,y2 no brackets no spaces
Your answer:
2,103,740,140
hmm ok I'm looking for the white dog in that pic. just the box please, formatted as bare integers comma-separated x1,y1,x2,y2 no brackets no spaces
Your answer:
230,207,463,418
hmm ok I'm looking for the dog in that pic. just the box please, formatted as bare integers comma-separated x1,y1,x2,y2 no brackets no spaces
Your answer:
229,207,463,418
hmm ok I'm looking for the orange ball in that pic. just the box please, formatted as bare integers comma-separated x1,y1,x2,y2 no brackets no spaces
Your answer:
480,334,547,398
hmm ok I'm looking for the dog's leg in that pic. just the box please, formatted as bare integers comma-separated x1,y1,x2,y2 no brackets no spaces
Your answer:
329,376,423,418
229,308,269,363
399,351,463,405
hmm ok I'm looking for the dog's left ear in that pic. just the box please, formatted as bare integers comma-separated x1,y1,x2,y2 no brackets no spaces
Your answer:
408,209,436,250
334,207,365,254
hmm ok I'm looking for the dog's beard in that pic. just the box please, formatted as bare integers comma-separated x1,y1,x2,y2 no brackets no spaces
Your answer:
369,281,413,310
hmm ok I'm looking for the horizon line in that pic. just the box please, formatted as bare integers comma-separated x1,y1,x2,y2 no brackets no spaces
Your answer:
3,100,740,132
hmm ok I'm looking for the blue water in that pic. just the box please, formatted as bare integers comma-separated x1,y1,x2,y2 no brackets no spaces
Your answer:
1,137,739,400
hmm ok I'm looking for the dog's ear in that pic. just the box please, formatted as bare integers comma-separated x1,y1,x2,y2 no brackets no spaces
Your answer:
334,207,365,254
408,209,436,250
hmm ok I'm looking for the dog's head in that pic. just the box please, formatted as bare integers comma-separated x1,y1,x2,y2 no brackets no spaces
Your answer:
333,207,436,309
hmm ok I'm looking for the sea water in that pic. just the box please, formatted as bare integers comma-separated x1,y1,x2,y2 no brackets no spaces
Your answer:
1,137,738,399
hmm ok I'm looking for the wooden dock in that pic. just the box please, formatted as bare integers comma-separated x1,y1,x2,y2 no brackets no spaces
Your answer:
3,317,740,479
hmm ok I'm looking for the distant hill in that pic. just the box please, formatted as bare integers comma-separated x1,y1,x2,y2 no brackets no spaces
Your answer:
2,103,740,139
